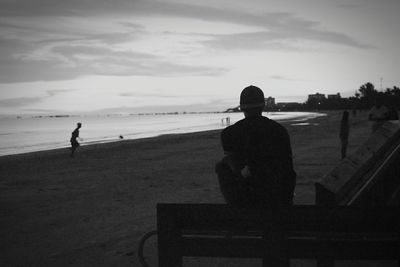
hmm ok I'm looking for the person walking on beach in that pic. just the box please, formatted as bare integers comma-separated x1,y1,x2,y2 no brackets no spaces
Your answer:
368,98,389,132
70,122,82,157
339,110,350,159
215,85,296,209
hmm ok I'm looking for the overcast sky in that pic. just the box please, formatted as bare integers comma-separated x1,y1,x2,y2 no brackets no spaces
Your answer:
0,0,399,115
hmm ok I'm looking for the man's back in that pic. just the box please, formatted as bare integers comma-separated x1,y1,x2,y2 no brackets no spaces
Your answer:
216,86,296,208
220,115,296,207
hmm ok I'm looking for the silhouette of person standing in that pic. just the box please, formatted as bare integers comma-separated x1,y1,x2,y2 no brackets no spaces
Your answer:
339,111,350,159
70,122,82,157
388,106,399,120
368,98,389,132
215,85,296,209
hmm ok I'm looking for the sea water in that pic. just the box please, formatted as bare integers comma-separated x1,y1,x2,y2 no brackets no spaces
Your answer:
0,112,324,156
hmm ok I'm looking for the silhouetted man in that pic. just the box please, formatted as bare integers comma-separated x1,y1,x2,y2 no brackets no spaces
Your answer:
70,122,82,157
215,86,296,209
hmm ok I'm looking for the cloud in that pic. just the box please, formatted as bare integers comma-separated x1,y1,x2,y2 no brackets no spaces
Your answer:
119,91,217,98
268,75,309,82
336,0,378,9
120,92,184,98
0,0,375,84
0,89,76,109
0,0,118,17
201,27,375,51
0,37,228,83
135,2,375,50
0,96,43,108
50,44,228,77
0,0,374,50
46,89,76,97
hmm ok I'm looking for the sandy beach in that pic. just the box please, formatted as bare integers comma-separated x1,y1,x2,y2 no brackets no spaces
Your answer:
1,111,381,267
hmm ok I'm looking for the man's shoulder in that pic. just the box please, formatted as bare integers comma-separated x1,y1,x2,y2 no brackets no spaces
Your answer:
224,116,286,133
257,116,287,132
222,117,246,131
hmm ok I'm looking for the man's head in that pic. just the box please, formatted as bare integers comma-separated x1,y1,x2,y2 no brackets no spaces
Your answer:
240,85,265,117
77,122,82,128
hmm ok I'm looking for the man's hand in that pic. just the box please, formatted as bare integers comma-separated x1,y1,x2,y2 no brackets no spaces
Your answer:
240,165,252,178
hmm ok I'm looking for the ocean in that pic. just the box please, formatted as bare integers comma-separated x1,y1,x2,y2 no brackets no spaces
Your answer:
0,112,324,156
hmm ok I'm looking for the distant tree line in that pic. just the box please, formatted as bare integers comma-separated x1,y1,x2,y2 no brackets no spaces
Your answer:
224,82,400,113
272,82,400,112
355,82,400,110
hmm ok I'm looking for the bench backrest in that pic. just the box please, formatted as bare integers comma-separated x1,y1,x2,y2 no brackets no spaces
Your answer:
157,203,399,266
158,203,399,232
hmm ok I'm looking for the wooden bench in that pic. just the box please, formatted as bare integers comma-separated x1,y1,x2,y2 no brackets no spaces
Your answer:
156,122,400,266
157,203,399,267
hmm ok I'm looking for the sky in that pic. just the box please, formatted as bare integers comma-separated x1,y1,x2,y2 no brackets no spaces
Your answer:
0,0,399,115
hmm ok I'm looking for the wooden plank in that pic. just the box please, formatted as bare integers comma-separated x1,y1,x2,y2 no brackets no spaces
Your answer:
180,237,266,257
157,203,182,267
157,204,400,232
157,204,400,264
178,232,399,260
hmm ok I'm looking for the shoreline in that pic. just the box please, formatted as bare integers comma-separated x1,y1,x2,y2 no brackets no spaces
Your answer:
0,111,325,158
1,110,377,267
0,128,223,159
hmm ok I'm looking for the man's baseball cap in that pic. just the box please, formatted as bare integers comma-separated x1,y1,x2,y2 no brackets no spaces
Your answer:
240,85,265,110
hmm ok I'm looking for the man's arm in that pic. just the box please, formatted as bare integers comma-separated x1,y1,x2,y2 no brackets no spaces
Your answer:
277,127,297,204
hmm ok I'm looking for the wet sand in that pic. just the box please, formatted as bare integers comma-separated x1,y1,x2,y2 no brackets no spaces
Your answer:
2,110,385,267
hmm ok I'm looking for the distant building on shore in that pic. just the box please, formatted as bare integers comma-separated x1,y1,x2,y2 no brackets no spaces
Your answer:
327,93,341,99
265,97,276,109
308,93,326,102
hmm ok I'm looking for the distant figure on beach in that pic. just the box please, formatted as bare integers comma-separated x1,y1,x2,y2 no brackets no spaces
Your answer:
215,85,296,209
339,111,350,159
70,122,82,157
221,117,231,126
388,106,399,120
368,98,389,132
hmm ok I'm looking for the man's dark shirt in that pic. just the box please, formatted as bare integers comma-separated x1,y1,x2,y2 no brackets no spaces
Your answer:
70,128,80,147
220,115,296,207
